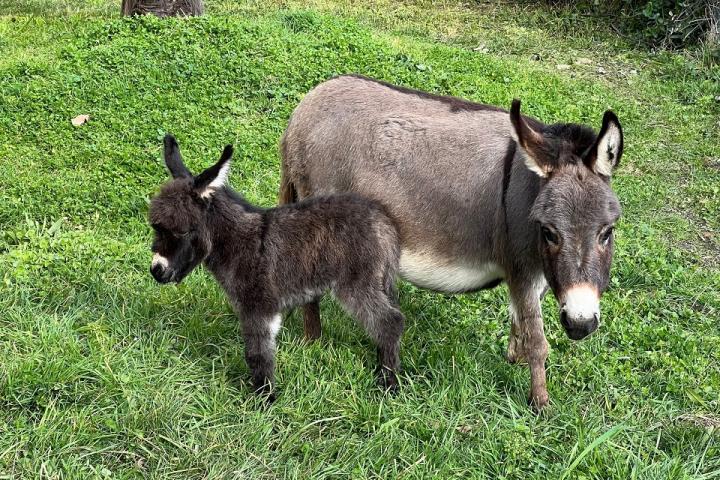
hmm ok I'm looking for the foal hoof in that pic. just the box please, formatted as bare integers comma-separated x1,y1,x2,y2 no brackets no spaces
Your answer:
252,382,277,405
376,369,399,393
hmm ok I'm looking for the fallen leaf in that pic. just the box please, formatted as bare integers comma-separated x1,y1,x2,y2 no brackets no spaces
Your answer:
71,114,90,126
456,424,473,434
556,64,571,71
575,57,593,65
596,66,607,74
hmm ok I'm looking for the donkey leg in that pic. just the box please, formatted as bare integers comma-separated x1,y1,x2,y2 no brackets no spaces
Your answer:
508,283,550,410
243,313,282,401
302,300,322,341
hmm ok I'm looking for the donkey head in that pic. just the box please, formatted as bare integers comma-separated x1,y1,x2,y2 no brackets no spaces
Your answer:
149,135,233,284
510,101,623,340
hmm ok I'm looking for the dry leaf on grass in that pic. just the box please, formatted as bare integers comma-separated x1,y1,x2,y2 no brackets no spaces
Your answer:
71,114,90,126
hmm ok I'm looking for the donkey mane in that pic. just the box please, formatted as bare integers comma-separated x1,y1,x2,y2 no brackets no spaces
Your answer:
543,122,598,159
339,74,507,114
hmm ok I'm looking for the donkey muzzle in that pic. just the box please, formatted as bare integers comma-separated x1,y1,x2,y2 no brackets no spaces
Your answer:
560,284,600,340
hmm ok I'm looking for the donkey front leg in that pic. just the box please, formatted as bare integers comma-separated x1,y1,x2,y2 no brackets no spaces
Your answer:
508,283,550,410
243,313,282,401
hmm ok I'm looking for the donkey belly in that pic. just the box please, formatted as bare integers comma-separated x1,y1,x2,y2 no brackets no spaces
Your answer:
399,250,504,293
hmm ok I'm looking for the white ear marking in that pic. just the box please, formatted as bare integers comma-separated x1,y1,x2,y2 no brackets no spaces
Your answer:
509,113,548,178
518,148,548,178
200,161,231,198
595,123,621,177
509,124,519,142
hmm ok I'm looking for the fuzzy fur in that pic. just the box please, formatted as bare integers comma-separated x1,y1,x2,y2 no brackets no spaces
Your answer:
150,136,405,399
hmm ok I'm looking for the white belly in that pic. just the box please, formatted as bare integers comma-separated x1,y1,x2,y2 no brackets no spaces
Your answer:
399,250,504,293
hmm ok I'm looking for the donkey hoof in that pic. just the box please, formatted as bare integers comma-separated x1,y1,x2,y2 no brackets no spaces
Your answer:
506,342,526,364
528,392,550,413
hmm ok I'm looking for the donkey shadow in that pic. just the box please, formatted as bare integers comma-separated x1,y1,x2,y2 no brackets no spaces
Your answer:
152,272,530,405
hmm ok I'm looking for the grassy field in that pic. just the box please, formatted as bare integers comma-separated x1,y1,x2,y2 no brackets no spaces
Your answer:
1,0,719,478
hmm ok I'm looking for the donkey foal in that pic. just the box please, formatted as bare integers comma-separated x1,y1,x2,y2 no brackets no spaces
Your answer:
149,135,404,400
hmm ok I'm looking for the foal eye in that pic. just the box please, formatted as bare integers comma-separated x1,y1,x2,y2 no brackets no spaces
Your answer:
541,227,559,245
600,227,614,245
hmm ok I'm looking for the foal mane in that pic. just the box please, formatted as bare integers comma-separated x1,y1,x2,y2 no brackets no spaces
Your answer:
215,187,266,214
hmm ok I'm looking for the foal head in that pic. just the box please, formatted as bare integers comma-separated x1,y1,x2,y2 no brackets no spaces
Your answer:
149,135,233,284
510,101,623,340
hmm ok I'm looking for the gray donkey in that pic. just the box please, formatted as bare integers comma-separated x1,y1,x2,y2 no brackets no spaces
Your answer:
280,75,624,409
149,135,404,399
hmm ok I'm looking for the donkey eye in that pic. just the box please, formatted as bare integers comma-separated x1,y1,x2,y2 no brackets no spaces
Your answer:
600,227,614,245
177,231,190,237
541,226,559,245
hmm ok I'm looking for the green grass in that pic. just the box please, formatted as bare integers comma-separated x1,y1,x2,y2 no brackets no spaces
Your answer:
1,1,719,478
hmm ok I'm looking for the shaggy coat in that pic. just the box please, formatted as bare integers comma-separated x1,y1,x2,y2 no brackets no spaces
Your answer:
149,136,405,399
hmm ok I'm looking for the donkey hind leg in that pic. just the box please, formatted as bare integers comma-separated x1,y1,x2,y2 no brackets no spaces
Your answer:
335,286,405,391
302,300,322,342
243,313,282,402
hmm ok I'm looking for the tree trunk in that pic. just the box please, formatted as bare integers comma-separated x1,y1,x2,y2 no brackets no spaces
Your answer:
708,2,719,46
121,0,204,17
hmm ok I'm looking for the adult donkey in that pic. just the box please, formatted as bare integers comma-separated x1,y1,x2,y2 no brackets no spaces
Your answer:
279,75,623,409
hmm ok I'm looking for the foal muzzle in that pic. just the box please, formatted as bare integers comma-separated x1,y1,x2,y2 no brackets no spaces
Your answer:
151,252,175,284
150,264,175,284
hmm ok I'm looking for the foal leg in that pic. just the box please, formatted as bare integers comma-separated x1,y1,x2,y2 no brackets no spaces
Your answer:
374,306,405,391
243,313,282,401
336,286,405,391
507,281,550,411
302,300,321,341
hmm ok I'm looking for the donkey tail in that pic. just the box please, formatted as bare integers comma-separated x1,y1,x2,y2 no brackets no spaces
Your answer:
278,170,297,205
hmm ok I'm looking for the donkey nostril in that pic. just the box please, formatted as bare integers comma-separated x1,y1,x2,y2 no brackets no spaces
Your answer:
150,264,165,281
560,310,570,329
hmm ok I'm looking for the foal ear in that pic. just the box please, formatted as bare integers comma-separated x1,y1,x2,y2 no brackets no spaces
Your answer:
584,110,623,177
193,144,234,198
509,99,551,178
164,134,192,179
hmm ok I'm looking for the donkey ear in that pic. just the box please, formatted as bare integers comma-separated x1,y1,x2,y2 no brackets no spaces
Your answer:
164,135,192,179
193,145,234,198
584,110,623,177
509,99,551,177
